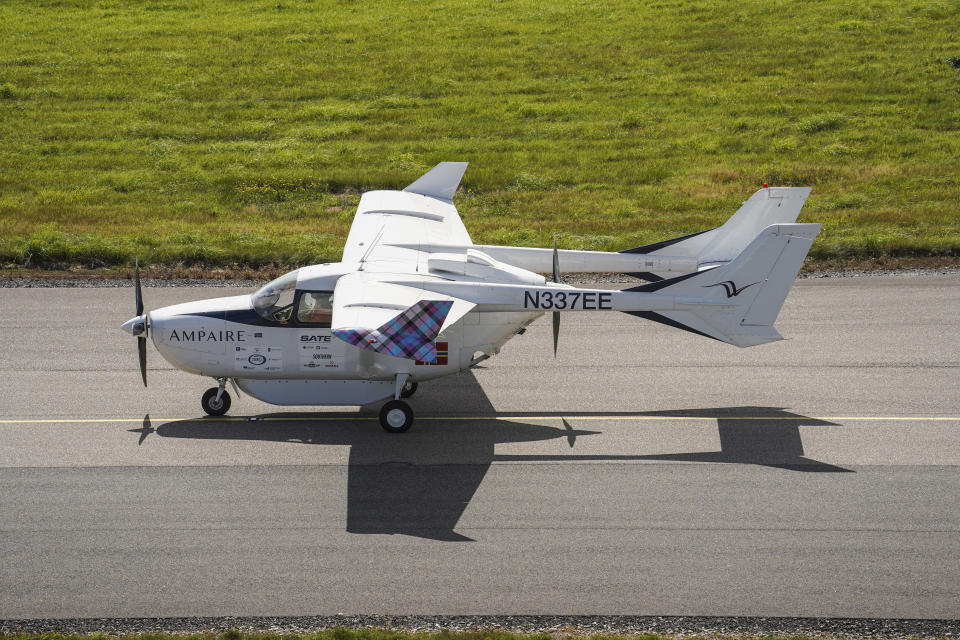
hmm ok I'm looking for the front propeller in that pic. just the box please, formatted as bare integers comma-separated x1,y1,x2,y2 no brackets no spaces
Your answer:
119,258,149,387
137,329,147,387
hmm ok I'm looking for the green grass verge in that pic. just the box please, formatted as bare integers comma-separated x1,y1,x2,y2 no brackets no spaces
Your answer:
1,0,959,269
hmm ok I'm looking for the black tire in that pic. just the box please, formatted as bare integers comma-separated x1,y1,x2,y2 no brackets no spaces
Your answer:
399,380,418,399
201,387,231,416
379,399,414,433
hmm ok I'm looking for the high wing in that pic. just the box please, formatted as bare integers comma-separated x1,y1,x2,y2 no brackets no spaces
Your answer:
340,162,471,268
334,163,475,361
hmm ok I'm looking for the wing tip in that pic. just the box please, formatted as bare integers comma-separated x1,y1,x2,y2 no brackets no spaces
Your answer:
403,162,468,200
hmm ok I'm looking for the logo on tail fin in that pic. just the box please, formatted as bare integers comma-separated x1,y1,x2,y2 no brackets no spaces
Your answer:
704,280,759,298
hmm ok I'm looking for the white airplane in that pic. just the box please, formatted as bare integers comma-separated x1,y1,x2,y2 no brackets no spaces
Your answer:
121,162,819,432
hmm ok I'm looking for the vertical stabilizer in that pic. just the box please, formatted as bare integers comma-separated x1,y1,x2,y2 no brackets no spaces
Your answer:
696,187,812,266
624,223,821,347
621,187,811,280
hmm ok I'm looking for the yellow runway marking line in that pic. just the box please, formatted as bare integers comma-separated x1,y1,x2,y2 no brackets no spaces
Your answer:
2,416,960,424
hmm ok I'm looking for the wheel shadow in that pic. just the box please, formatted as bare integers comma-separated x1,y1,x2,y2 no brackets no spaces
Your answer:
136,371,850,541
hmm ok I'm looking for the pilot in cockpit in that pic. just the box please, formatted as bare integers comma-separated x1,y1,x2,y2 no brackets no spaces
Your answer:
296,291,334,325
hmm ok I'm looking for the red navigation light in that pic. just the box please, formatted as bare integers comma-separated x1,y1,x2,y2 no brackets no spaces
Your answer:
763,183,768,188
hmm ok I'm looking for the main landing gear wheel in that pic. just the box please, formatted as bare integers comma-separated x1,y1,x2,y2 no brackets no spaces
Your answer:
399,380,418,398
201,387,231,416
379,399,414,433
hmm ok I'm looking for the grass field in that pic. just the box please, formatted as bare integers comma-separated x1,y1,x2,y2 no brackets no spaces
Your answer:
1,0,958,271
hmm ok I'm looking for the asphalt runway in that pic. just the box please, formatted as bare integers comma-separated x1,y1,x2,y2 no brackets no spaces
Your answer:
1,274,958,619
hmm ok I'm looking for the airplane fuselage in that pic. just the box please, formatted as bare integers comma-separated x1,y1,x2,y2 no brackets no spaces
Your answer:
146,260,540,406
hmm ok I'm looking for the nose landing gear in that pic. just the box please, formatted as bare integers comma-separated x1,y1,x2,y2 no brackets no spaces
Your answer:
201,378,231,416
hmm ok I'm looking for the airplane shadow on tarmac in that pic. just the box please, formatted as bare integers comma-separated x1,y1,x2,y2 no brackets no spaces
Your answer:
135,370,850,542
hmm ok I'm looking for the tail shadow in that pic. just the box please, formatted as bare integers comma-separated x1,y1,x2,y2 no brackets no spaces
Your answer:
628,406,851,472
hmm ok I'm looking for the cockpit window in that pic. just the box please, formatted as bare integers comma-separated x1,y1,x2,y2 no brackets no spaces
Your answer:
251,269,299,323
296,291,334,326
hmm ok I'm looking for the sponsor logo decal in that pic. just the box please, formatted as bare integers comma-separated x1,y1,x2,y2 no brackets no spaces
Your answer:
416,342,448,366
234,345,283,371
298,330,343,371
170,329,246,342
704,280,759,298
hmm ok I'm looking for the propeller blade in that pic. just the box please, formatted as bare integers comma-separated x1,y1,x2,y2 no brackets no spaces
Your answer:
552,310,560,357
552,236,560,284
135,257,143,317
138,335,147,387
552,236,560,356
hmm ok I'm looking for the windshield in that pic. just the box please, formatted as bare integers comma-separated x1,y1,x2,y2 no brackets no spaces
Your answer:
251,269,299,322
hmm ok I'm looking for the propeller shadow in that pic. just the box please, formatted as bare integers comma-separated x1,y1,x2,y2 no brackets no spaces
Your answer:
144,373,850,541
128,413,154,446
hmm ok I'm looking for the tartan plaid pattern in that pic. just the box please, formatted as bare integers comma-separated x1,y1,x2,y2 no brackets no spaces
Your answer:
416,342,448,366
333,300,453,362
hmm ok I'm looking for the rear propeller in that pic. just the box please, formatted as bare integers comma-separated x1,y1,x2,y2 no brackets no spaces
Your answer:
552,236,560,357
